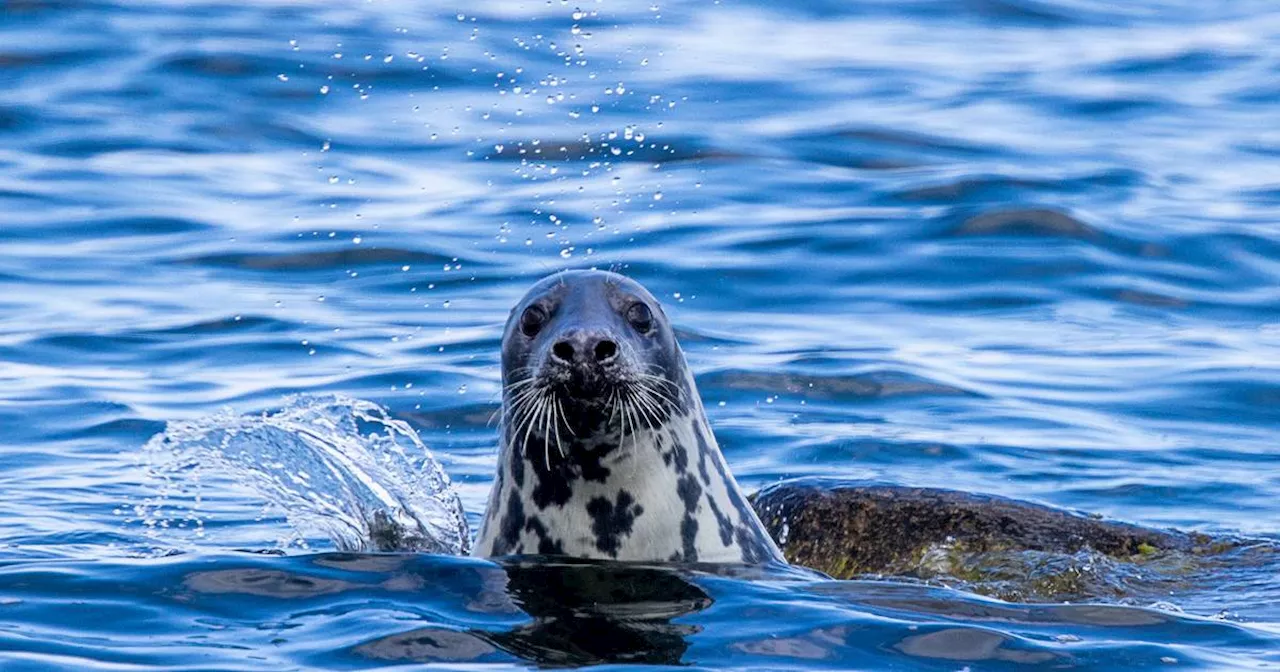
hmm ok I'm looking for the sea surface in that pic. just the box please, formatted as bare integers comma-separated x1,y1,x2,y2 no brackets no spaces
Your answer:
2,0,1280,669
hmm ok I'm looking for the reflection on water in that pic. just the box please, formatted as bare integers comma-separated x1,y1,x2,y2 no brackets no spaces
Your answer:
181,555,712,666
147,553,1276,668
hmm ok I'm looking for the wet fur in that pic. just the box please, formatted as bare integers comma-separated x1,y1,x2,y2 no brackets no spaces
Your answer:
472,271,783,564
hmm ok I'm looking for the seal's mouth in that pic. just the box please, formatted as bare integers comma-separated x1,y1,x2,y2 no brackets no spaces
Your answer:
503,371,681,469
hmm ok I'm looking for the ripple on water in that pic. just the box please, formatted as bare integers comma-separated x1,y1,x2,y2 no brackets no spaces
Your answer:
700,369,978,402
1,0,1279,667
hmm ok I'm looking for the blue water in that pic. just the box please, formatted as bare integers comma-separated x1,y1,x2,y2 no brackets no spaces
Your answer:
3,0,1280,668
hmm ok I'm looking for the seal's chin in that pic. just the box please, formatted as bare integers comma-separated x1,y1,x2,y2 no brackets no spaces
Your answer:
549,377,624,416
537,362,628,407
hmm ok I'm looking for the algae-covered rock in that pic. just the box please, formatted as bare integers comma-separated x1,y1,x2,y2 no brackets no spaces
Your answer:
747,478,1251,602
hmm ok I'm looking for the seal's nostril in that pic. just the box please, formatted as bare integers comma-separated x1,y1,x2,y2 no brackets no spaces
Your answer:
594,339,617,362
552,341,575,363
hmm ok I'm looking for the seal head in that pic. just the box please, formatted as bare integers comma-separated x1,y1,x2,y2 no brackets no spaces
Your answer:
473,270,784,564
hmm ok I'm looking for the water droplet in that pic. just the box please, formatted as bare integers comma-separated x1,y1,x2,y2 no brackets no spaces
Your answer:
319,85,330,95
277,74,289,82
457,384,467,394
352,236,362,244
328,175,339,184
401,265,411,271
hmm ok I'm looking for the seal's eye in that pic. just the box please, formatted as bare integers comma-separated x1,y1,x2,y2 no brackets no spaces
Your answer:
626,302,653,334
520,305,548,338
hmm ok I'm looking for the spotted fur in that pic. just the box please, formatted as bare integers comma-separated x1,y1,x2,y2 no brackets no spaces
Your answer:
472,272,784,564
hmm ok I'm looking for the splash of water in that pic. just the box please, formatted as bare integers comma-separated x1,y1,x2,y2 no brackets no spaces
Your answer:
138,395,470,555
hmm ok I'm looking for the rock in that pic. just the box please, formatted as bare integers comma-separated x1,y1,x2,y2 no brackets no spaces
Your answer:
748,478,1245,602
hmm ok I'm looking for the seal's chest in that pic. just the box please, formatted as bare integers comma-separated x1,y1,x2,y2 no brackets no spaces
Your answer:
525,461,696,561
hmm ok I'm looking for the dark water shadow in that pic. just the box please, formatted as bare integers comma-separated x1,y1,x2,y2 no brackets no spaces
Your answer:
354,557,742,666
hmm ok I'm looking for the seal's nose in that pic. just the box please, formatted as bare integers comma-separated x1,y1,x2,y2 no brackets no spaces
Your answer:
550,331,619,367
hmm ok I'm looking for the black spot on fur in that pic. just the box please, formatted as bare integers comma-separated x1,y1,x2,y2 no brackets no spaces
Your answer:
526,437,617,509
705,437,751,521
586,490,644,558
530,441,576,509
493,491,526,556
737,526,762,564
531,476,573,509
510,441,525,488
706,496,735,547
702,428,781,563
681,515,699,562
677,474,702,514
577,442,613,483
487,468,505,523
694,421,712,485
667,439,689,474
524,516,564,555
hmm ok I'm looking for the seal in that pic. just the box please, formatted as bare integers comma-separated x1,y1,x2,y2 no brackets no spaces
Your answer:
473,270,784,564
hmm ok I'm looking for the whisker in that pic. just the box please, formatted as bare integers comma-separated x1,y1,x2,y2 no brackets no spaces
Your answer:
520,392,546,463
551,396,567,459
506,385,547,407
623,389,643,454
627,384,660,427
634,380,674,415
608,386,621,427
619,390,629,452
633,375,681,403
630,387,663,430
555,396,576,438
503,379,538,394
542,395,553,472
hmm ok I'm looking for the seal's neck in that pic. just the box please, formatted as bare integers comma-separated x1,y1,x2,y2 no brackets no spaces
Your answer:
476,367,785,564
